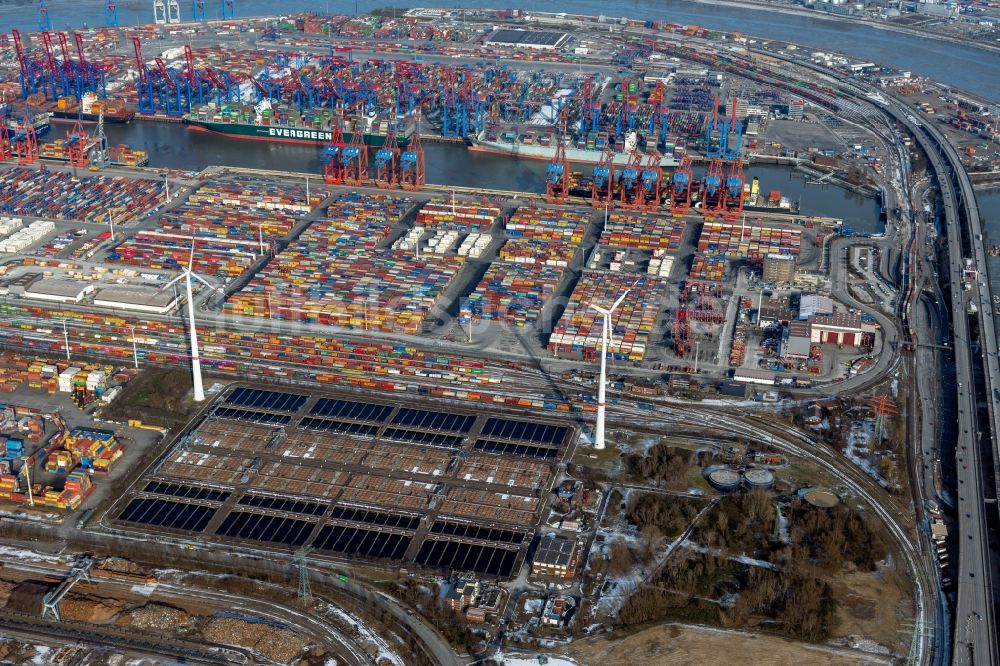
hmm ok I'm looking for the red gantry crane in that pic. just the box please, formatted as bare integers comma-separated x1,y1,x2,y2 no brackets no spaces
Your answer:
618,149,644,209
590,146,616,207
722,158,745,221
0,123,12,160
341,117,369,186
64,119,90,167
321,125,347,185
701,157,726,219
399,128,425,191
13,116,39,165
670,155,694,217
545,136,570,204
639,151,663,211
373,125,399,188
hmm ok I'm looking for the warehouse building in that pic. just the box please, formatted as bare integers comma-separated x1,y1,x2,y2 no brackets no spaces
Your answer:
733,368,778,386
757,295,793,328
784,320,812,359
485,29,570,50
798,294,834,320
531,535,578,578
23,279,94,304
810,313,867,347
94,286,180,315
0,271,42,296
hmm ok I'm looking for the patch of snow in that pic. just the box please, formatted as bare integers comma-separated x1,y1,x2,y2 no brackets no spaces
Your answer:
0,546,61,563
680,541,781,571
523,598,544,613
775,504,790,545
321,603,404,666
0,509,58,522
845,420,889,489
30,646,52,666
496,651,581,666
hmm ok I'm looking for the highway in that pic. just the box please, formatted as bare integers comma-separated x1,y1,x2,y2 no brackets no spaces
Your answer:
736,42,995,664
891,104,998,666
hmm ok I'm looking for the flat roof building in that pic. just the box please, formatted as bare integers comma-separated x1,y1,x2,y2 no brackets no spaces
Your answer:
763,253,796,285
799,294,834,320
784,320,812,359
810,313,866,347
531,535,578,578
485,29,570,50
23,279,94,304
93,286,180,315
733,368,777,386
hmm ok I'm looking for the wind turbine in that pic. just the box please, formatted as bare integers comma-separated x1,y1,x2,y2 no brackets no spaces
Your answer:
164,237,218,402
589,282,637,450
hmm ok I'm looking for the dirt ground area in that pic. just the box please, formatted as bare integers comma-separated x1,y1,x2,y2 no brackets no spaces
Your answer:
829,566,909,653
556,623,891,666
101,367,223,432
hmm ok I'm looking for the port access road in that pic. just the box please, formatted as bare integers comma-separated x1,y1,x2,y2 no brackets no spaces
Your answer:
892,100,998,666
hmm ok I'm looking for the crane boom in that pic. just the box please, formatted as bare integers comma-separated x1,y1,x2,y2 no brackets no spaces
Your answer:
74,32,87,67
11,29,28,82
132,36,147,86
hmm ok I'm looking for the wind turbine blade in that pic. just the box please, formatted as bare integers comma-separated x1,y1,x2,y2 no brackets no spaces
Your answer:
590,303,610,316
162,273,184,290
188,233,195,272
611,290,630,312
189,271,219,291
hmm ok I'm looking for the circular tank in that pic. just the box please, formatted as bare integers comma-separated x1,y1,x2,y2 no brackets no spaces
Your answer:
803,488,839,508
708,468,741,492
743,468,774,490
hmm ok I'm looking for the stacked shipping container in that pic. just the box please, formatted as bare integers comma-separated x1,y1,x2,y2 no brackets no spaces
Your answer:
109,176,326,279
228,192,463,333
599,211,684,252
0,168,163,223
698,221,802,260
548,272,667,361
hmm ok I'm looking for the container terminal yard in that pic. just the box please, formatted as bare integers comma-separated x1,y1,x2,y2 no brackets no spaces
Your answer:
0,5,997,666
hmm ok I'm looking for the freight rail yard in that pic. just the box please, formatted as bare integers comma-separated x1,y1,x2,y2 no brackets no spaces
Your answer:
0,5,997,666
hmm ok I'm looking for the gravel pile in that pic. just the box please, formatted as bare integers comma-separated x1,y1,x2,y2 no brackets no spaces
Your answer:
202,617,311,664
0,580,14,607
127,603,192,631
58,596,122,623
98,557,143,574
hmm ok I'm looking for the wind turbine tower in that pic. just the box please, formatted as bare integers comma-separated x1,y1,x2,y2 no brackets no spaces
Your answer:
589,283,635,450
164,239,218,402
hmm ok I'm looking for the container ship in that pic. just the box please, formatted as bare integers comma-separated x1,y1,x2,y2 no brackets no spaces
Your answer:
743,177,799,214
1,103,51,138
47,92,134,124
39,140,148,167
185,100,413,147
469,128,680,167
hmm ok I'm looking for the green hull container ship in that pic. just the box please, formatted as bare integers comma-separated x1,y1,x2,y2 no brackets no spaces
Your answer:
184,102,413,147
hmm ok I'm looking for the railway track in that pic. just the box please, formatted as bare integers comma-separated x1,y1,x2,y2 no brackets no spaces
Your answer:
0,609,251,664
